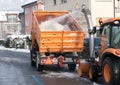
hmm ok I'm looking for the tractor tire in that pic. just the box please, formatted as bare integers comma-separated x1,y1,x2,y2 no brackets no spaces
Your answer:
102,57,120,85
30,49,36,67
68,64,76,71
89,64,98,82
36,52,43,71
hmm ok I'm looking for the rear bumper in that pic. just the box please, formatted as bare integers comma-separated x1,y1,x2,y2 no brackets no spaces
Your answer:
39,55,78,65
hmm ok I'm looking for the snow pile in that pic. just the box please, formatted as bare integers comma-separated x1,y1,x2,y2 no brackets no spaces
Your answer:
6,34,30,40
44,72,79,78
92,82,100,85
44,71,99,85
40,14,76,31
40,20,64,31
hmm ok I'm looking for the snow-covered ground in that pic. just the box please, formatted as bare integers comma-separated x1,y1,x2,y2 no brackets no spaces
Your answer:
0,46,29,53
0,46,100,85
43,71,99,85
44,72,79,78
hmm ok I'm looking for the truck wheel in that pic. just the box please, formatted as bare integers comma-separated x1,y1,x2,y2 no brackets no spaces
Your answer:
30,49,36,67
102,57,120,85
89,64,98,82
36,52,43,71
68,64,76,71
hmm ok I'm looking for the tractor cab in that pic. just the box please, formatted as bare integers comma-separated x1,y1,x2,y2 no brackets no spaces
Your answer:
98,18,120,52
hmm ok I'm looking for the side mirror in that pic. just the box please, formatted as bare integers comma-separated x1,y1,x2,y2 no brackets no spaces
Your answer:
89,27,96,34
92,27,97,34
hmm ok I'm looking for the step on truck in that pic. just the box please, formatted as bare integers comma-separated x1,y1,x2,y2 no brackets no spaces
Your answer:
30,11,84,71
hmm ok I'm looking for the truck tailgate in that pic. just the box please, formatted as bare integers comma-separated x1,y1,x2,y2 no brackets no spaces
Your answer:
39,31,84,53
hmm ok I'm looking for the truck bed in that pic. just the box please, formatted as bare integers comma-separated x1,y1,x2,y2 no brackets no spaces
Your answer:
32,11,84,53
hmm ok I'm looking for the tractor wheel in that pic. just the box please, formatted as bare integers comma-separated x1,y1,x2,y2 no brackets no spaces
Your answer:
89,64,98,82
30,49,36,67
68,64,76,71
36,52,43,71
102,57,120,85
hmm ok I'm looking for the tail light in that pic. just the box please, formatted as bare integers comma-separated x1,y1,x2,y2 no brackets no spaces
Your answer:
59,55,64,68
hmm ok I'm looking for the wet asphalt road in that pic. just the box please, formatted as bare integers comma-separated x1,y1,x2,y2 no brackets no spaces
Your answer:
0,48,100,85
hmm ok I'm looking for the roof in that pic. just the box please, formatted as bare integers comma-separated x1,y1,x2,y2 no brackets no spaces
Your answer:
22,1,37,8
0,11,19,21
102,17,120,24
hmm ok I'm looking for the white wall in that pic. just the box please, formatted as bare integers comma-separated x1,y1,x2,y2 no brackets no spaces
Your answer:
91,0,114,26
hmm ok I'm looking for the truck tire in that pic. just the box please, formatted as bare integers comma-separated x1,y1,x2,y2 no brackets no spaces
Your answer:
36,52,43,71
89,64,98,82
102,57,120,85
68,64,76,71
30,49,36,67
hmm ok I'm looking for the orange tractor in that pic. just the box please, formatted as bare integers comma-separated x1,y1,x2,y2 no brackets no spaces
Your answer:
77,7,120,85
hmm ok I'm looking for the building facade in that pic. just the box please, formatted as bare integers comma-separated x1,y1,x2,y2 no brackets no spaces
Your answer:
38,0,120,37
19,12,25,34
22,1,44,34
38,0,89,11
0,11,21,39
91,0,120,26
38,0,120,26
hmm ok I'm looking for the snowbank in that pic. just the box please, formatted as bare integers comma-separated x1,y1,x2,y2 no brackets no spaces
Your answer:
44,72,79,78
0,46,29,53
44,71,99,85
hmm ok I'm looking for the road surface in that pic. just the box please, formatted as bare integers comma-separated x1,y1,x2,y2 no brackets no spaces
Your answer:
0,47,100,85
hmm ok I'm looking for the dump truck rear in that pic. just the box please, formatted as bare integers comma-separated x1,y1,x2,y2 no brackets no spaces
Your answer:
30,11,84,71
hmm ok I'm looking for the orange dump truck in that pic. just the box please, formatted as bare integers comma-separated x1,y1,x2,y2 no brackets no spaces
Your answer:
30,11,84,71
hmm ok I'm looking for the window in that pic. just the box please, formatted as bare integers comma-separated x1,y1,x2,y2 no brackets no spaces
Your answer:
102,25,110,47
25,20,29,26
102,25,110,36
111,26,120,48
25,8,29,14
7,25,18,32
32,6,37,10
116,0,120,13
61,0,67,3
8,15,17,23
53,0,57,5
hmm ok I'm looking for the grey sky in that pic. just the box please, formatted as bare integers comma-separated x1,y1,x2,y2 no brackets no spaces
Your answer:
0,0,36,11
